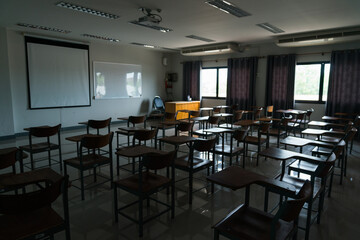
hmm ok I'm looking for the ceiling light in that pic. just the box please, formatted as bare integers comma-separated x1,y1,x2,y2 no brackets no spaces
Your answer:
56,2,120,19
17,23,71,33
131,42,158,48
144,44,155,48
186,35,215,42
205,0,251,18
82,34,120,42
256,23,284,34
129,20,172,32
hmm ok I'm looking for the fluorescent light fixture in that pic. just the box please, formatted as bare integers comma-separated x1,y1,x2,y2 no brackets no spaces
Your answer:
17,23,71,33
256,23,284,34
131,42,158,48
186,35,215,42
205,0,251,18
56,1,120,19
144,44,155,48
129,20,172,32
82,34,120,42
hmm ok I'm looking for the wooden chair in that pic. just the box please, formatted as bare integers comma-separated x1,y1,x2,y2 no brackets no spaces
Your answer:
114,151,175,237
176,121,194,136
174,138,216,204
265,105,274,118
116,115,146,147
253,107,263,120
0,175,70,239
87,118,111,134
214,128,248,168
279,149,339,240
213,180,312,240
151,112,176,138
218,110,244,129
0,148,24,177
116,129,158,175
193,116,220,138
267,117,291,147
288,113,305,136
244,122,271,166
64,132,114,200
20,124,62,170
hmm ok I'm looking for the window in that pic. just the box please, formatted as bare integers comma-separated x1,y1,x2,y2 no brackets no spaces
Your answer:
294,62,330,103
200,67,227,98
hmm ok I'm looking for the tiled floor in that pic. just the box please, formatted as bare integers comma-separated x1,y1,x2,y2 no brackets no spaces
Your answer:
1,122,359,240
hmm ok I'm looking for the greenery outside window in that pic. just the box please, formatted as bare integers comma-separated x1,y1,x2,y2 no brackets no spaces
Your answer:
294,62,330,103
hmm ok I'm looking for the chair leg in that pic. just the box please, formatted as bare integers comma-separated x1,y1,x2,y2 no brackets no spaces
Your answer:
80,170,85,201
110,160,114,188
48,150,51,167
171,181,175,219
189,171,193,204
30,152,34,170
328,171,334,198
93,167,97,182
214,229,220,240
114,185,118,222
59,148,63,171
305,200,312,240
117,155,120,176
139,196,144,237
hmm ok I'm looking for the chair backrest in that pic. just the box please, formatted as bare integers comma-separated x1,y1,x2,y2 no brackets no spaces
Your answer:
0,148,18,170
294,113,305,122
234,111,244,122
177,121,194,135
189,111,200,118
259,122,271,133
213,107,221,114
29,124,61,137
142,151,175,170
193,138,216,152
164,112,176,121
129,115,146,125
208,116,220,125
133,129,157,144
254,107,263,119
306,108,314,117
87,118,111,132
354,115,360,127
153,96,165,111
266,105,274,117
81,132,114,150
0,176,67,214
278,180,312,222
233,128,249,142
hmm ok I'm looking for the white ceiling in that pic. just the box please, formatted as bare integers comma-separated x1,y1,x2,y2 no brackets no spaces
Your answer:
1,0,360,50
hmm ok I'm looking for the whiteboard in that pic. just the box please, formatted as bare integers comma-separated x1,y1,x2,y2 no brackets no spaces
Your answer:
26,36,90,109
93,61,142,99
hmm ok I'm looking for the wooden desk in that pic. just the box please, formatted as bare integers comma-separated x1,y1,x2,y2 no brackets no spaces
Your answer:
280,136,333,153
207,166,297,204
277,109,307,115
322,116,353,122
301,128,345,139
165,101,200,120
308,121,345,129
66,134,97,156
158,136,198,152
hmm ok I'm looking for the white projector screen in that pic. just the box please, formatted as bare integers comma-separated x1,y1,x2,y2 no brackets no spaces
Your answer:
25,36,90,109
93,61,142,99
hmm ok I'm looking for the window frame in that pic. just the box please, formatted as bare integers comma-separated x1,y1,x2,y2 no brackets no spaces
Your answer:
294,61,330,104
200,66,227,99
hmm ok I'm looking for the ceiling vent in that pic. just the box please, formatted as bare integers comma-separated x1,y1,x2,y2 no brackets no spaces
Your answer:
277,27,360,47
181,42,240,56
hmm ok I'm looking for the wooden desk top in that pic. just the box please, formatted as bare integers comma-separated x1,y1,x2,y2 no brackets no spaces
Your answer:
301,128,344,136
280,136,334,148
0,147,28,159
214,105,231,109
277,109,307,115
117,117,129,121
199,107,213,111
158,120,179,126
158,136,198,145
233,120,256,126
322,116,352,122
207,166,296,194
203,127,235,134
23,125,50,131
308,121,345,128
116,145,167,158
117,126,147,132
65,134,97,142
0,168,62,189
191,116,209,122
166,101,200,104
259,147,329,164
213,113,233,117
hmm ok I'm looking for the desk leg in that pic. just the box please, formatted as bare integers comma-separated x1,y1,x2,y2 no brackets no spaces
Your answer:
245,185,250,206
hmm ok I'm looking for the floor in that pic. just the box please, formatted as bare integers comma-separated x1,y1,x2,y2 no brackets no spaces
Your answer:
1,121,359,240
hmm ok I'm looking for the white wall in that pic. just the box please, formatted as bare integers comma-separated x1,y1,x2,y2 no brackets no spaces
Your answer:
167,41,360,121
0,28,15,136
4,30,168,135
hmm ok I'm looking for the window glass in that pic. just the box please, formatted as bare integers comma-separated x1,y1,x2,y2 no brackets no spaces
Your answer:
218,68,228,98
294,64,321,101
322,63,330,101
200,69,217,97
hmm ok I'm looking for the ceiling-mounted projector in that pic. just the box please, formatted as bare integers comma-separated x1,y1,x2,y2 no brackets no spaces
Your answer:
129,7,173,32
138,15,160,25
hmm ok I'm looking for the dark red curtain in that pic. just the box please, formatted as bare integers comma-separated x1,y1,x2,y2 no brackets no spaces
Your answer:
183,61,201,101
265,54,296,116
226,57,258,109
326,49,360,116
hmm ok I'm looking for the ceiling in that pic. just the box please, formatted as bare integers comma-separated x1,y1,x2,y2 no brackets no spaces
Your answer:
1,0,360,50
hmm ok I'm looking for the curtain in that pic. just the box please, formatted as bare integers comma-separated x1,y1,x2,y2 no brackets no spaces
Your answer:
226,57,258,109
265,54,296,116
183,61,201,101
325,49,360,116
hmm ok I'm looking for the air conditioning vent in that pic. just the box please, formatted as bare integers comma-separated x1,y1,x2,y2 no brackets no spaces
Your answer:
277,27,360,47
180,42,239,56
